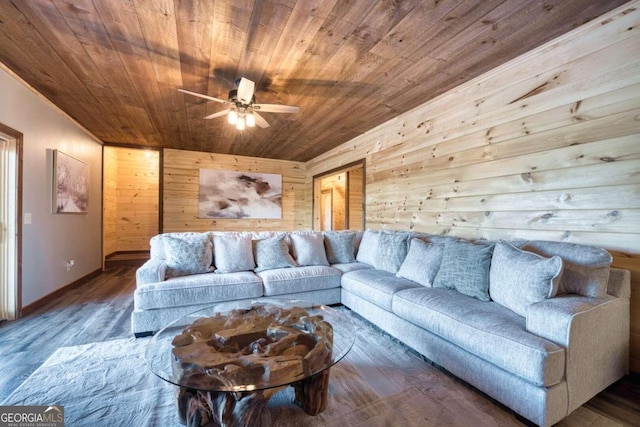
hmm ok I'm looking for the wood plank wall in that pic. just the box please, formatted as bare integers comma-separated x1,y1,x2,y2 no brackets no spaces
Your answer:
348,167,364,230
115,148,159,251
102,146,117,259
103,147,159,255
163,148,308,232
306,3,640,372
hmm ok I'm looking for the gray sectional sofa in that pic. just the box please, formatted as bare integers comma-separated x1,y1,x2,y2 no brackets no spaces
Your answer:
133,229,630,426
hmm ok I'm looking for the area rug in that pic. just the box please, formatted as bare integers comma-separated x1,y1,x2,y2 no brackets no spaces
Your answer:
3,311,525,426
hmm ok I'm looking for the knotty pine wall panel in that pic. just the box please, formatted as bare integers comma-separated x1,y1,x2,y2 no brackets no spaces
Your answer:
115,148,159,251
103,147,160,253
348,167,364,230
306,4,640,372
102,146,117,260
163,149,308,232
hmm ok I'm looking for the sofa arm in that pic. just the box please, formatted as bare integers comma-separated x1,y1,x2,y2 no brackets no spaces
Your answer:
526,294,629,412
607,267,631,298
136,258,167,285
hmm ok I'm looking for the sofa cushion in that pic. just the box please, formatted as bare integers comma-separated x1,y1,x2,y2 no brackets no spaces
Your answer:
522,241,612,298
258,266,341,296
213,235,255,273
392,287,565,387
149,234,166,260
134,271,263,310
490,243,563,317
163,233,214,278
331,262,374,273
356,229,379,265
396,239,443,287
376,231,410,273
323,231,356,264
253,236,297,272
433,240,494,301
341,269,422,311
290,233,329,266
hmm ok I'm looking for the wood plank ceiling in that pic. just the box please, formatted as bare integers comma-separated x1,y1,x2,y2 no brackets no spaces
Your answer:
0,0,628,162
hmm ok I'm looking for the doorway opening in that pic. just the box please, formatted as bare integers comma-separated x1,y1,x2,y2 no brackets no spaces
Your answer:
0,124,22,321
102,146,160,268
313,160,365,231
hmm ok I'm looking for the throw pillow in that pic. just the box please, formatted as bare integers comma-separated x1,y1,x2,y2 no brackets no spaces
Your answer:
376,231,410,273
323,231,356,264
213,235,255,273
163,233,214,278
253,236,298,272
433,240,494,301
522,241,612,297
396,239,444,287
356,229,379,265
290,233,329,266
489,242,563,317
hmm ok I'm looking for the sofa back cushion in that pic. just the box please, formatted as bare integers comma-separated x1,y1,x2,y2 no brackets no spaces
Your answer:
433,240,494,301
356,229,379,265
253,235,297,272
213,234,255,273
376,231,410,273
150,234,166,260
396,239,443,286
490,242,563,317
522,240,612,297
163,233,214,278
356,229,410,273
323,231,357,264
290,233,329,266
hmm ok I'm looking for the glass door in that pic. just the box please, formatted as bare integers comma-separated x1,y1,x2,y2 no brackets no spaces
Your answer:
0,133,17,321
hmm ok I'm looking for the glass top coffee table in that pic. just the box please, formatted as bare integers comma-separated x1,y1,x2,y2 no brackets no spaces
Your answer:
145,299,355,426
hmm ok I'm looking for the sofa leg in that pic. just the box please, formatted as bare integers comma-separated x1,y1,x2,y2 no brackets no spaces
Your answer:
133,331,154,338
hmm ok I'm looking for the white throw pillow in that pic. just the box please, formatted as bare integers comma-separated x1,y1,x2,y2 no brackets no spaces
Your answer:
213,235,255,273
253,236,297,272
290,233,329,266
396,239,443,287
163,233,214,277
489,242,563,317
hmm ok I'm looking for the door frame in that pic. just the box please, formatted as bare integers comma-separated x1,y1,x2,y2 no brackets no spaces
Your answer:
312,159,365,231
0,122,23,319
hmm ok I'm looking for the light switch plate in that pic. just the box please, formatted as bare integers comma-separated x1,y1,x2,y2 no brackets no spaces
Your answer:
24,212,31,224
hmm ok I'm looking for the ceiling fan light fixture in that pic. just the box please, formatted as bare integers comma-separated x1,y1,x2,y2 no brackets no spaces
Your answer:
179,77,298,130
228,109,238,125
236,115,246,130
246,112,256,127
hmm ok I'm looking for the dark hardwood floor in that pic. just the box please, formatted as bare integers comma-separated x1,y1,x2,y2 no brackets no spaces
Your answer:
0,264,136,402
1,264,639,425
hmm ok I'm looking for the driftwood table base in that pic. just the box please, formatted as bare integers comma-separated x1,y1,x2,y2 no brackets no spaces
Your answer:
145,303,352,427
177,369,331,427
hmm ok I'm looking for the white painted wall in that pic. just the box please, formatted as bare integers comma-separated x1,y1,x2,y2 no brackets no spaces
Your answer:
0,65,102,307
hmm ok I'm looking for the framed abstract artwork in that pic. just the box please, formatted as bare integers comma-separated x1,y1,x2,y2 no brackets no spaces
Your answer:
198,169,282,219
53,150,89,214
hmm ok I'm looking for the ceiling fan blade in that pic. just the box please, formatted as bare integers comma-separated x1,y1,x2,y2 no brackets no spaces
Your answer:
253,103,300,113
204,109,230,120
253,112,270,128
237,78,255,104
178,88,229,104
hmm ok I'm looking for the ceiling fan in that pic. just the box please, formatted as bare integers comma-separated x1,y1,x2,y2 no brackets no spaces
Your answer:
178,77,300,130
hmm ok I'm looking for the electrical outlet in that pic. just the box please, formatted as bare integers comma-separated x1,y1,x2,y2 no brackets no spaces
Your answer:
66,260,75,271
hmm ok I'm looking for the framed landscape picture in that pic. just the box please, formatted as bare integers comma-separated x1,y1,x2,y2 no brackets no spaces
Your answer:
53,150,89,214
198,169,282,219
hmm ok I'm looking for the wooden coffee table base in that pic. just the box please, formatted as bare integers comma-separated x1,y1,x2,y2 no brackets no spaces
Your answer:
176,369,331,427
